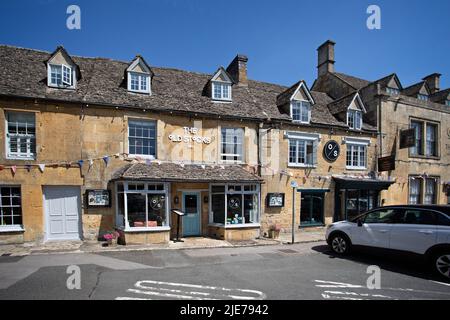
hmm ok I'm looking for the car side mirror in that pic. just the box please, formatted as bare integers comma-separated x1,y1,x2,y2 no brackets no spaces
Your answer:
357,219,363,227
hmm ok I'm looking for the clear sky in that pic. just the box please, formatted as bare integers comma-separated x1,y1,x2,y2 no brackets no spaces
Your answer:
1,0,449,89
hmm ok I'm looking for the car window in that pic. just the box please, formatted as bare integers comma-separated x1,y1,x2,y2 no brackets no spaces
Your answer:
436,213,450,226
399,209,437,225
363,209,398,224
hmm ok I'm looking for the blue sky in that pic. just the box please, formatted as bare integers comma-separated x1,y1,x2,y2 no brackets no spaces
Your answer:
1,0,449,89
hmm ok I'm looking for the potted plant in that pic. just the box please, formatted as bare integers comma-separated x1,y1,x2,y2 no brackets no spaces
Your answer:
103,231,119,246
269,224,281,239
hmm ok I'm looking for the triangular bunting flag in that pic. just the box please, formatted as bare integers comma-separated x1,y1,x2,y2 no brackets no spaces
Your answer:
78,160,84,168
145,159,152,166
0,165,4,171
11,166,17,174
25,165,32,172
38,164,45,173
88,159,94,169
103,156,110,166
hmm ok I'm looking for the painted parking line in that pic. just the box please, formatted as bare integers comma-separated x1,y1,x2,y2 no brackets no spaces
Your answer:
116,280,266,300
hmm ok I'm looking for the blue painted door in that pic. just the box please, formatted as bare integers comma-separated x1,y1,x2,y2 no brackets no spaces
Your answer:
182,192,201,236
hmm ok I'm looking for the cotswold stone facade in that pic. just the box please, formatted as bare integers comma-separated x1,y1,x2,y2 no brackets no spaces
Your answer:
0,41,448,245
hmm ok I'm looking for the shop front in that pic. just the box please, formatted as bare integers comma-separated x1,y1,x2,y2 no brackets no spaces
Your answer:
111,162,262,244
333,177,394,221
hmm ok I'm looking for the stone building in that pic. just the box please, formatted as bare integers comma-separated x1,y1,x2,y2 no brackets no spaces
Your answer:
312,40,450,209
0,42,447,246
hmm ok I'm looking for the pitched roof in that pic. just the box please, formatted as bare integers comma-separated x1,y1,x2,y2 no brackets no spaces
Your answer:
334,72,371,90
401,81,430,97
0,45,373,131
111,163,262,183
430,88,450,103
327,92,360,115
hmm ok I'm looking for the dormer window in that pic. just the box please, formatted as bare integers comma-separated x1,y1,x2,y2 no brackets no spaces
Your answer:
126,55,153,95
291,101,311,123
347,110,362,130
129,72,150,93
417,94,429,101
386,87,400,95
46,46,78,89
212,81,231,101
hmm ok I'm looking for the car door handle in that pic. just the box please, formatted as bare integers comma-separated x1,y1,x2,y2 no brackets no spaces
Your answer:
419,230,434,235
378,230,389,233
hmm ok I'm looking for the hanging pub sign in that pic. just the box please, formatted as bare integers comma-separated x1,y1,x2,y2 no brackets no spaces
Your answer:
267,193,285,207
378,155,396,172
399,128,415,149
86,189,111,208
323,140,340,162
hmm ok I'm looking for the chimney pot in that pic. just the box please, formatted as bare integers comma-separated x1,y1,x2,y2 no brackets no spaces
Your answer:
422,73,441,94
226,54,248,86
317,40,336,77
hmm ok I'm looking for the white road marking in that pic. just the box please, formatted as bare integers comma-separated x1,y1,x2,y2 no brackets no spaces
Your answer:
314,280,364,288
117,279,266,300
115,297,152,300
430,280,450,287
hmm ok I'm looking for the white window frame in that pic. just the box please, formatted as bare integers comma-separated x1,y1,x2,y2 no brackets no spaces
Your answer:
290,100,311,124
220,127,244,163
212,81,232,101
417,94,429,101
208,183,261,228
344,137,369,170
386,87,400,95
285,132,320,168
5,111,36,160
347,110,362,130
0,185,24,232
115,181,170,232
128,72,151,94
127,119,157,159
47,63,75,88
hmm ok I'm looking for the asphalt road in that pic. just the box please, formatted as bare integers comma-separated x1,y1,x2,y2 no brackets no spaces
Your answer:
0,242,449,300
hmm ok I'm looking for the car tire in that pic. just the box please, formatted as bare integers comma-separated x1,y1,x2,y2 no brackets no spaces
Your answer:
431,251,450,281
329,232,351,255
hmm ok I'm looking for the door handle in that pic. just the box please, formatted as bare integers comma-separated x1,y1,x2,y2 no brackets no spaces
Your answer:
419,230,434,235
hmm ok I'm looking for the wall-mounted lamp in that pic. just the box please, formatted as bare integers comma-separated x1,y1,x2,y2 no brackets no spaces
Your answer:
174,195,179,205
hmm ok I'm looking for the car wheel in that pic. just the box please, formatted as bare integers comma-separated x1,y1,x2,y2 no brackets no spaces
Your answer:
433,252,450,280
329,233,351,255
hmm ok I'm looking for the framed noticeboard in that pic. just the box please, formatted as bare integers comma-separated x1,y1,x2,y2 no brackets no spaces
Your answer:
86,189,111,208
267,193,285,207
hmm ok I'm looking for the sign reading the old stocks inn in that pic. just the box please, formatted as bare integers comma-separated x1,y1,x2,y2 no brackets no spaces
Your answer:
168,127,212,144
323,140,340,162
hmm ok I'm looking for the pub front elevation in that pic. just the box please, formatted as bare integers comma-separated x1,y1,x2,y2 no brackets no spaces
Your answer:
0,41,448,246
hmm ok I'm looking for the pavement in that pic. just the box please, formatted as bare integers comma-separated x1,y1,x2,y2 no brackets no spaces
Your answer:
0,240,449,300
0,228,326,257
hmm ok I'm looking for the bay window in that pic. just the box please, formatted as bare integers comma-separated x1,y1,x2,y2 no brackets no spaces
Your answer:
116,182,169,230
0,186,23,231
210,184,260,226
6,111,36,159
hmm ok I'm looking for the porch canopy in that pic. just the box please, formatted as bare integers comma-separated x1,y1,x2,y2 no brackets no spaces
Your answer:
111,163,263,183
333,176,394,190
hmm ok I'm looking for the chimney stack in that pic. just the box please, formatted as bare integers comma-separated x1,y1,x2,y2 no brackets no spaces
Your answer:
422,73,441,94
317,40,336,77
226,54,248,86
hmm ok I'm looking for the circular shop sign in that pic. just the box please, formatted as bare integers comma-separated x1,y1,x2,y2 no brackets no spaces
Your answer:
323,140,340,162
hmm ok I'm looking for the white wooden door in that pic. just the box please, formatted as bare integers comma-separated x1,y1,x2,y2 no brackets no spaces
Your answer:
44,186,81,241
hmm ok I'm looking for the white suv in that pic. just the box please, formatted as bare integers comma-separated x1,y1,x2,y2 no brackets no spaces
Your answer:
326,205,450,280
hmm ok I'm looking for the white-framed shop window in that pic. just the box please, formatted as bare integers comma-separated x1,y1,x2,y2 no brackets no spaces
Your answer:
209,184,260,227
116,181,170,231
